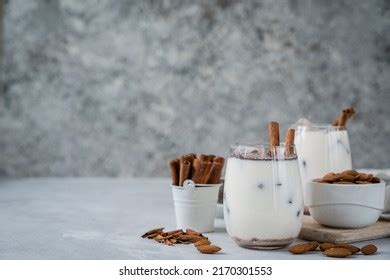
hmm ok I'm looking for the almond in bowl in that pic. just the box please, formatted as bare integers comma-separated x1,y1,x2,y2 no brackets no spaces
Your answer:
307,170,385,228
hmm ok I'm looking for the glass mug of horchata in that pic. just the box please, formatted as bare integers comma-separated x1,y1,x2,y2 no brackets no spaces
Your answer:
224,123,303,249
292,107,354,203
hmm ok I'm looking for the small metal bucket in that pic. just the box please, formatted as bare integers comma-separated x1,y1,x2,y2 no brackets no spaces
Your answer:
171,180,221,232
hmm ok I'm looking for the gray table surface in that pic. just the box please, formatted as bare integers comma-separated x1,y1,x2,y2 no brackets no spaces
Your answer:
0,178,389,260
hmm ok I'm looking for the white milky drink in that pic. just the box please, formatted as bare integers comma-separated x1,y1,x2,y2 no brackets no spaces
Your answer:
224,144,303,249
294,124,352,202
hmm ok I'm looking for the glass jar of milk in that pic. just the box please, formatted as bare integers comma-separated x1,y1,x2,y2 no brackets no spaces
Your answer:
223,143,303,249
294,123,352,203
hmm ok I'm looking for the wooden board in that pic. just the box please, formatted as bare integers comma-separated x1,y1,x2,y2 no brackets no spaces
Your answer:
299,215,390,243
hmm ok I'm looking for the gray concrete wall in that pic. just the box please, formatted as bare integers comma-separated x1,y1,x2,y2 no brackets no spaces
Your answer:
0,0,389,177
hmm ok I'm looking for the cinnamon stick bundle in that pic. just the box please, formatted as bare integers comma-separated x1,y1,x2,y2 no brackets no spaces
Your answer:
169,154,225,186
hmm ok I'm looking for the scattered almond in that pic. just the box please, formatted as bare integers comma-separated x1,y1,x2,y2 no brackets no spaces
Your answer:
165,229,183,236
163,232,183,239
324,247,352,258
186,228,202,236
154,234,164,242
194,239,211,247
290,242,378,258
335,244,360,254
178,235,205,243
146,233,159,239
197,245,221,254
288,243,315,254
319,243,336,251
361,244,377,255
142,227,221,254
309,241,319,251
142,227,164,238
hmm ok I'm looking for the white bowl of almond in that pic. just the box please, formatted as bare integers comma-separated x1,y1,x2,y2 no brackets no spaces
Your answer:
307,170,385,228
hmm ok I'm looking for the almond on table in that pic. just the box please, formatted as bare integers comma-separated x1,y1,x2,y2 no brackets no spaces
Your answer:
319,243,336,251
196,245,221,254
186,228,202,236
324,247,352,258
288,242,379,258
288,243,315,254
335,244,360,254
194,239,211,247
141,227,164,238
361,244,377,255
141,227,222,254
177,235,204,243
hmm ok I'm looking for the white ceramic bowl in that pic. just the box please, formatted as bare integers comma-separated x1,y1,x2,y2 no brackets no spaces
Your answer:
306,180,385,228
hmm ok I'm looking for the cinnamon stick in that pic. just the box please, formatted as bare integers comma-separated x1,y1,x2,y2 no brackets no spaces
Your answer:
332,117,339,126
208,155,216,161
207,161,223,184
190,158,201,180
197,154,209,162
191,161,208,184
268,121,280,155
181,154,195,163
338,109,349,127
179,160,190,186
200,161,213,184
214,156,225,166
332,107,355,127
169,159,180,186
181,154,195,178
346,107,355,119
284,128,295,155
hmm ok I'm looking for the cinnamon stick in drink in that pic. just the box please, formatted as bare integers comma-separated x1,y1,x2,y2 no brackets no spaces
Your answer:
169,159,180,186
179,160,190,186
337,109,349,127
284,128,295,155
332,107,355,127
268,121,280,156
346,107,355,119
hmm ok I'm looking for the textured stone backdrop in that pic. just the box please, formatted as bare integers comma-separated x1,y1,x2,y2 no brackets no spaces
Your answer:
0,0,389,177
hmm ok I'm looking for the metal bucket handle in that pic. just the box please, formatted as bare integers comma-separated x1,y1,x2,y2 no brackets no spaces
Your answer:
182,179,196,192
